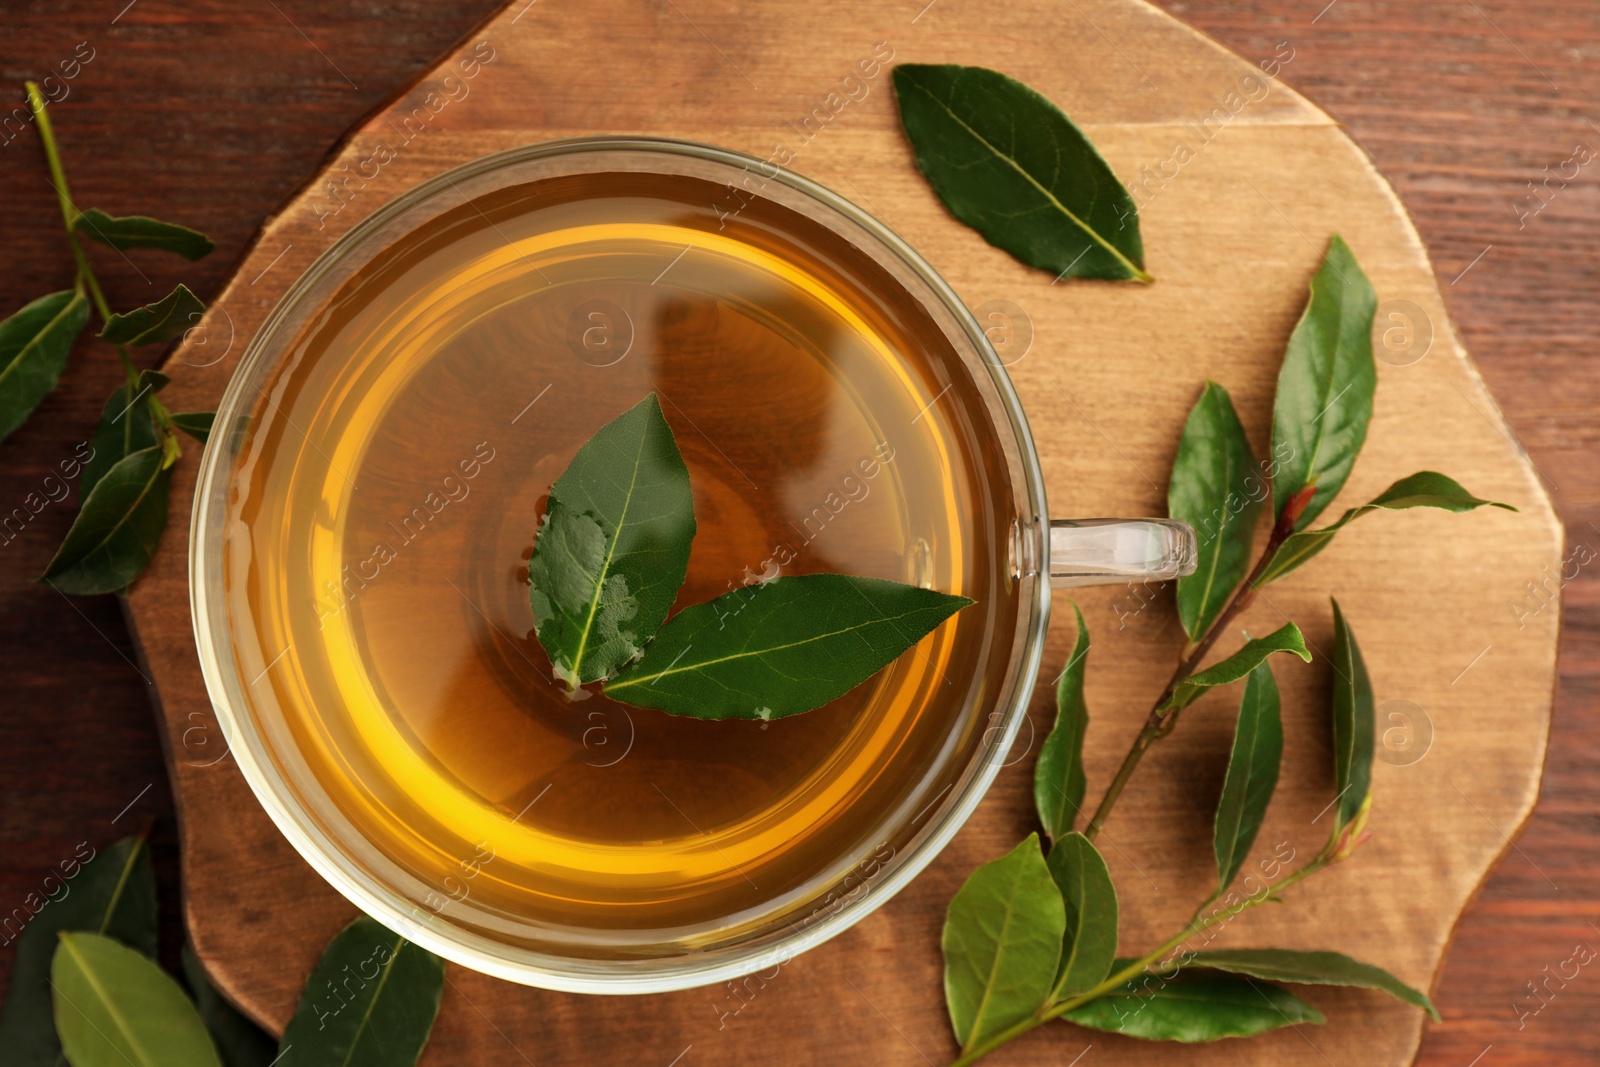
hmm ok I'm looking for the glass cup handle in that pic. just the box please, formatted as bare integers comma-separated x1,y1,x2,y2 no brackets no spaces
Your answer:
1046,519,1197,588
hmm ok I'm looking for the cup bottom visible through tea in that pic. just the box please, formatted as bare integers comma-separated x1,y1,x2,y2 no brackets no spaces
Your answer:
226,168,1020,956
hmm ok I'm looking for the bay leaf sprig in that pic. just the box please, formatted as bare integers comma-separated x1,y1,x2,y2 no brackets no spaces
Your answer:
4,83,217,596
937,237,1506,1064
525,393,972,720
1082,235,1512,839
940,601,1435,1066
892,64,1151,283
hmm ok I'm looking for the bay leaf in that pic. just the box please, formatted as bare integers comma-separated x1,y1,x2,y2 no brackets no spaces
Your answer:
75,208,215,261
1330,598,1375,831
604,573,971,720
1188,947,1438,1019
942,835,1064,1050
892,64,1150,283
0,836,157,1067
1063,963,1324,1041
1212,661,1283,893
1163,623,1310,712
51,932,221,1067
39,445,171,595
1258,470,1516,584
181,944,276,1067
1269,235,1377,529
169,411,215,445
1170,381,1263,641
1045,831,1118,1001
99,284,206,347
0,288,90,442
1035,603,1091,841
276,916,443,1067
528,393,695,686
82,370,169,499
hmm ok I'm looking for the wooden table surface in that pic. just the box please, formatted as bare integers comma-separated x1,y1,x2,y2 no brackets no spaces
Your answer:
0,2,1593,1064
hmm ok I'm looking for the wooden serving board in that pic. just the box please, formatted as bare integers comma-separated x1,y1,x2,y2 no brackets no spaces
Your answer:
125,0,1562,1063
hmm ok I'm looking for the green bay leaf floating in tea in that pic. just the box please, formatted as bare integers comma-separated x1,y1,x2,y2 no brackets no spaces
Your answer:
892,64,1151,282
527,393,696,687
604,574,972,720
525,392,973,719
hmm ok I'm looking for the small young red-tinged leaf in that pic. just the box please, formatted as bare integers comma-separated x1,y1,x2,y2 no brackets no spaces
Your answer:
1170,381,1263,641
39,445,171,595
1188,947,1438,1020
1062,963,1324,1041
1035,604,1091,840
1045,831,1118,1001
75,208,215,261
0,288,90,442
1269,236,1377,530
943,835,1064,1050
1257,471,1516,584
1212,661,1283,893
99,284,205,347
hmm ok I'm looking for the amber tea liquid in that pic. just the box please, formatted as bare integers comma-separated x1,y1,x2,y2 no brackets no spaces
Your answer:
226,168,1019,957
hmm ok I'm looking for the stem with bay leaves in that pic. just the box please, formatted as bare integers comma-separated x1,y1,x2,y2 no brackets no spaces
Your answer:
945,851,1333,1067
25,79,179,447
1083,488,1313,842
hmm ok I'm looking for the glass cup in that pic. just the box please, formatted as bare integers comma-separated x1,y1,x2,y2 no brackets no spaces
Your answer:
190,137,1194,994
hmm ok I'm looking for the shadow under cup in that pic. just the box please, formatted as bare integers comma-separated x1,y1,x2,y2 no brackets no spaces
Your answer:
190,139,1050,993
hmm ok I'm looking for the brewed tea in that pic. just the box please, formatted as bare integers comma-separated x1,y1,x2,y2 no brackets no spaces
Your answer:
225,168,1019,956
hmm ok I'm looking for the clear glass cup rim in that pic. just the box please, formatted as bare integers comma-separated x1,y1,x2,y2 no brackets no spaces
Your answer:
189,134,1055,994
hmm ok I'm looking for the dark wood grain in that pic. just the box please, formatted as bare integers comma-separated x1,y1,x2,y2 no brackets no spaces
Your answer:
0,2,1593,1065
